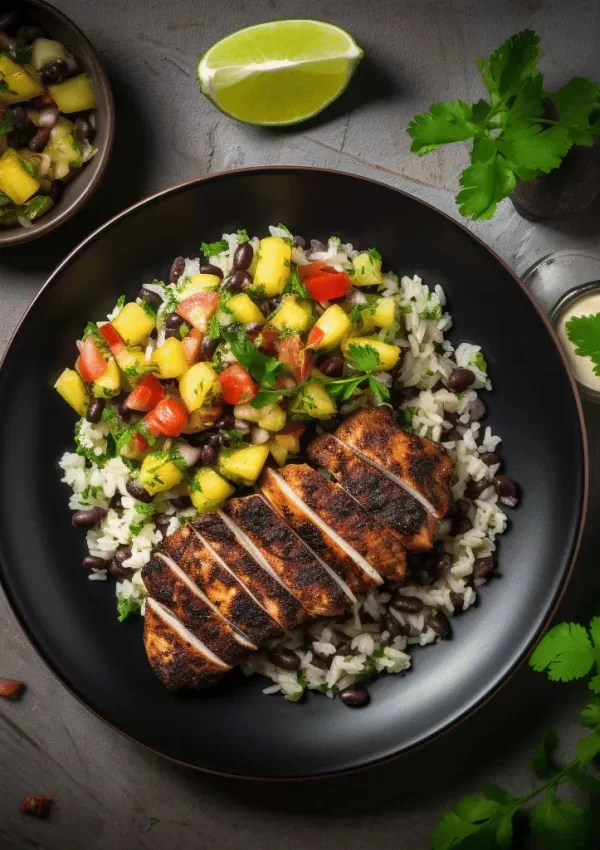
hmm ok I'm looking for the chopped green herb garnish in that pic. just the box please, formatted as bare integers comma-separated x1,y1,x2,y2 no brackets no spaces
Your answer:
368,248,382,261
0,109,13,135
220,429,246,445
346,342,381,372
222,325,282,387
470,351,487,372
422,304,442,321
236,228,249,244
283,268,310,299
565,312,600,377
19,156,36,178
115,294,126,311
116,593,142,623
179,321,191,339
200,239,228,258
0,77,17,95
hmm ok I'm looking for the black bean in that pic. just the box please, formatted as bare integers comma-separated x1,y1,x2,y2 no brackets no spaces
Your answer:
414,567,434,586
207,433,223,448
473,555,495,579
170,495,192,510
169,256,185,284
292,235,305,248
223,270,250,292
311,645,333,662
116,393,132,422
199,264,223,280
110,493,123,511
82,555,107,571
86,397,105,424
233,418,251,433
319,355,344,377
11,105,30,131
40,59,68,85
199,336,218,362
337,642,353,656
72,507,108,528
429,611,451,638
27,126,49,151
233,242,253,271
108,545,132,577
480,451,500,467
267,648,301,671
465,478,492,499
50,181,63,203
0,11,19,31
201,444,217,466
149,328,158,340
154,514,171,533
160,378,179,392
74,115,91,142
448,368,475,393
164,327,180,340
309,654,329,670
392,593,424,614
138,286,163,311
494,475,518,506
165,312,183,329
385,613,410,637
17,25,44,43
126,479,153,503
217,414,236,431
452,497,471,518
244,322,263,333
453,516,473,535
434,553,452,581
339,686,370,707
450,592,464,614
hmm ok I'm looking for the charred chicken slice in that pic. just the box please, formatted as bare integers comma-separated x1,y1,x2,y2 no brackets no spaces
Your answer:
278,464,407,582
308,432,438,550
334,407,453,518
192,512,307,630
260,466,382,593
144,598,229,691
225,494,355,617
142,552,255,665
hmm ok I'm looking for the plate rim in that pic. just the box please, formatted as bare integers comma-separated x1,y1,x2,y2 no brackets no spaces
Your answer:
0,166,589,780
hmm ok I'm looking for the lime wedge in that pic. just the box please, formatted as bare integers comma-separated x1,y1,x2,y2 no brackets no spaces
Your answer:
198,20,363,126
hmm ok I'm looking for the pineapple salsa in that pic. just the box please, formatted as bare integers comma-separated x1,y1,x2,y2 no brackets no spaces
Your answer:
0,9,96,228
57,225,413,620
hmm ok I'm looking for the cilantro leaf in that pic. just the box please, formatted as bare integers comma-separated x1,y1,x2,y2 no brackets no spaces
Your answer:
200,239,228,258
456,155,517,220
283,268,310,299
480,784,516,807
589,673,600,694
368,375,391,402
236,228,249,244
476,30,541,100
576,731,600,764
589,616,600,659
565,313,600,377
368,248,382,261
326,375,366,402
581,699,600,730
565,765,600,795
529,622,595,682
346,342,381,372
222,326,282,387
0,77,17,95
549,77,600,147
430,793,511,850
529,729,559,779
220,429,246,445
408,100,479,155
116,593,142,623
530,789,588,850
498,124,571,175
0,108,13,135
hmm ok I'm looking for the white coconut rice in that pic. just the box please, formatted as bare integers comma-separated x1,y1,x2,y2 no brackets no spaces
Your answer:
59,229,509,701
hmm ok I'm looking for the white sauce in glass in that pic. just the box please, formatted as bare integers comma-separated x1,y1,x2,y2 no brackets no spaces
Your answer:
557,290,600,392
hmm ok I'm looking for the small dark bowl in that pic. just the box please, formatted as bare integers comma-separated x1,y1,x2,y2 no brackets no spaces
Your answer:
0,0,114,246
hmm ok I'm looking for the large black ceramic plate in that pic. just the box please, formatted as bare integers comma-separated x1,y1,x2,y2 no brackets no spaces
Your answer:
0,168,587,778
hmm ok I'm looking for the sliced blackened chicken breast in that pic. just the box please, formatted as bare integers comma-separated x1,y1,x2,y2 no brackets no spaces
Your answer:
308,432,438,550
225,494,355,617
260,466,382,593
334,407,454,518
142,552,255,665
279,464,407,582
193,512,307,630
162,523,194,562
143,598,229,691
181,532,282,646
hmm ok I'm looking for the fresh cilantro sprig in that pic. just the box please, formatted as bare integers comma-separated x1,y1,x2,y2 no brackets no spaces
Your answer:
408,30,600,220
222,325,283,387
200,239,228,258
283,268,310,299
345,343,391,402
430,616,600,850
565,312,600,377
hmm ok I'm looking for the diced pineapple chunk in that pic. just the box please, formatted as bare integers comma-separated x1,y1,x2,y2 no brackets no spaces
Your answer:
44,117,83,179
227,293,265,325
290,382,336,419
0,148,39,204
0,55,44,103
178,274,221,297
179,362,218,412
307,304,351,351
139,453,184,496
31,39,66,71
253,236,291,296
48,73,96,113
273,432,301,454
352,251,384,286
258,404,286,432
116,347,153,386
112,302,155,346
152,337,188,379
270,295,313,332
232,403,264,423
268,438,288,467
92,358,121,398
356,297,396,332
190,468,235,513
54,368,89,416
218,443,270,486
341,336,400,371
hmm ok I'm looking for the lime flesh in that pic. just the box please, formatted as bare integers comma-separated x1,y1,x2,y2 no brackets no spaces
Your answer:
198,19,363,126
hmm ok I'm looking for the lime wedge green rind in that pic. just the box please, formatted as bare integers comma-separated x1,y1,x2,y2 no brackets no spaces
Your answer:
197,19,363,127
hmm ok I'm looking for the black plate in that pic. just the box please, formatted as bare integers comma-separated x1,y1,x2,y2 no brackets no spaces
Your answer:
0,168,587,778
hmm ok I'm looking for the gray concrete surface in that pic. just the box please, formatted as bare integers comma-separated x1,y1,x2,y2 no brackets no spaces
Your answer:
1,0,599,847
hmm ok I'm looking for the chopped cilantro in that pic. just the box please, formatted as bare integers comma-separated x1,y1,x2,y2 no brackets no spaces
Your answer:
0,77,17,95
0,109,13,135
368,248,382,261
245,283,266,300
115,294,126,311
346,342,381,372
422,304,442,321
116,593,142,623
283,269,310,299
200,239,228,258
82,322,110,355
19,156,36,178
470,351,487,372
179,321,190,339
207,313,221,339
368,375,391,402
276,222,293,245
141,301,156,320
222,326,282,387
403,406,418,433
236,228,249,244
220,429,246,445
151,448,188,472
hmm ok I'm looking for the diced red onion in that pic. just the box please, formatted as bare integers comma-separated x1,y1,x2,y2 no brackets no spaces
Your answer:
64,54,78,73
174,442,203,467
38,107,59,128
250,426,270,445
17,216,34,228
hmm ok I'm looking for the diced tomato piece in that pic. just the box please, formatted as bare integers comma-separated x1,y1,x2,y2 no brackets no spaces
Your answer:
200,396,225,424
181,328,204,364
298,260,331,280
99,323,126,357
176,292,219,332
144,397,188,438
279,422,306,439
305,271,351,302
277,334,313,383
76,335,107,383
218,364,257,405
133,431,150,453
248,327,279,355
125,374,165,412
306,326,325,349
